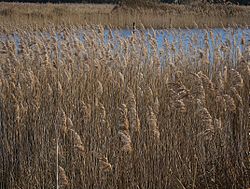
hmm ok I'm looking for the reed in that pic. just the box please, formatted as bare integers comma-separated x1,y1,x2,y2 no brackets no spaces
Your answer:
0,23,249,189
0,2,250,29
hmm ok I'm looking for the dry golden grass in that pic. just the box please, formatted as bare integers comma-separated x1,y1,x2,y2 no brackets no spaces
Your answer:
0,2,250,28
0,23,249,188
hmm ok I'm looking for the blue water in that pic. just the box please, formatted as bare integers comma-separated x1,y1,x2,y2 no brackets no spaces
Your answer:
103,28,250,65
1,28,250,65
103,28,250,56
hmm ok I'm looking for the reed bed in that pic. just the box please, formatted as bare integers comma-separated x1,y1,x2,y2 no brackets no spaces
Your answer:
0,24,249,189
1,2,250,29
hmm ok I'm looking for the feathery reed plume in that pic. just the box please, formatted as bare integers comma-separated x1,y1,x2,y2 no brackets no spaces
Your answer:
118,72,124,86
214,117,222,131
66,117,73,129
126,87,140,133
217,72,225,93
173,99,186,113
117,104,132,153
146,106,160,140
98,156,112,173
238,59,250,76
169,88,187,112
80,101,91,123
96,80,103,98
196,99,214,140
230,87,243,106
175,71,183,83
118,130,133,153
47,83,53,96
230,69,243,88
168,81,190,100
215,94,226,112
196,99,213,130
57,81,63,97
153,97,159,115
93,152,112,173
99,157,112,172
145,86,154,105
98,102,106,125
223,66,228,84
69,129,84,155
224,94,236,112
83,63,90,74
59,166,69,187
190,73,206,104
56,108,67,134
106,66,113,79
118,104,129,131
126,87,136,108
198,71,214,92
14,103,20,124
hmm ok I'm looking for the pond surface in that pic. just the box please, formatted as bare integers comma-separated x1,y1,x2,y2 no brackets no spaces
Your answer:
101,28,250,61
1,27,250,65
102,28,250,48
1,27,250,48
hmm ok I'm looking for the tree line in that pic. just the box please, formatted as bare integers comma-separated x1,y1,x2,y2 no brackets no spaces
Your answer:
1,0,249,5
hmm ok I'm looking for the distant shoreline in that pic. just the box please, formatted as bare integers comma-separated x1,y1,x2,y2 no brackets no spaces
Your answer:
0,2,250,29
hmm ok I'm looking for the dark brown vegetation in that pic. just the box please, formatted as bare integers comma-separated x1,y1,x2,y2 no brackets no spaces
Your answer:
0,0,249,5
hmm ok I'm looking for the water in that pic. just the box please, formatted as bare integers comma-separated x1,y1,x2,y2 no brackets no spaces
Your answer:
103,28,250,65
102,28,250,49
1,27,250,65
1,27,249,48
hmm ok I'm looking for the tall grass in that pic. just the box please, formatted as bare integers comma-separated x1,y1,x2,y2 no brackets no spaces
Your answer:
0,24,249,188
0,2,250,29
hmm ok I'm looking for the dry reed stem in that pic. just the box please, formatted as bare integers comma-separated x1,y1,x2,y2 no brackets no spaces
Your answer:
0,24,249,189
